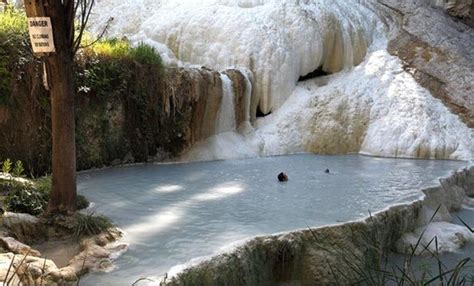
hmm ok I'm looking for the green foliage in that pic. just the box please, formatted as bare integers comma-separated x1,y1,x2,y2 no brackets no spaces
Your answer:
130,42,163,67
1,174,91,215
84,38,163,67
12,160,24,177
0,6,27,35
1,159,24,177
85,38,132,59
34,175,51,194
74,212,113,237
2,23,179,176
1,158,12,174
76,194,90,210
74,38,165,168
0,6,29,105
4,181,48,215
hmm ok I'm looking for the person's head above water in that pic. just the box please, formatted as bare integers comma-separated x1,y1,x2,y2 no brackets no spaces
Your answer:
278,172,288,182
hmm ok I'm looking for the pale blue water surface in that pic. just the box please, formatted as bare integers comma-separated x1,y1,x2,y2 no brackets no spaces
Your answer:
78,154,467,285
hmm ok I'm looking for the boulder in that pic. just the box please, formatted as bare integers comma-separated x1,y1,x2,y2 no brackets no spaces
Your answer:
0,237,41,257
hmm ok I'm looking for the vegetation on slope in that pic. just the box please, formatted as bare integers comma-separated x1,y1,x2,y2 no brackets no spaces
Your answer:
0,6,194,176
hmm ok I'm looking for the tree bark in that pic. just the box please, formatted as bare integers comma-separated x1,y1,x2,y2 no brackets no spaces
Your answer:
25,0,77,214
46,0,77,214
47,50,77,214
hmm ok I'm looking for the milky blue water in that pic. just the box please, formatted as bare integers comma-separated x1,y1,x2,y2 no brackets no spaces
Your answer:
78,154,466,285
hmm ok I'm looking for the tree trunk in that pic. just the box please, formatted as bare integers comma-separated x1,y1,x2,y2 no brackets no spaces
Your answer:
25,0,77,214
47,50,77,214
46,0,77,214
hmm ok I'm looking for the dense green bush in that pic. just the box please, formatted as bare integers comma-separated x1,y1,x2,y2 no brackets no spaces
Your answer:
1,173,90,215
76,194,90,210
130,42,163,66
0,6,30,105
75,38,166,167
4,181,48,215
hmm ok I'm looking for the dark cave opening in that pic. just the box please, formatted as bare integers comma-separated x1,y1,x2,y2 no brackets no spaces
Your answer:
256,105,272,118
298,66,329,82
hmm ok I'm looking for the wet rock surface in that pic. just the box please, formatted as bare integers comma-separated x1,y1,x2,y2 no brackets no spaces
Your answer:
371,0,474,128
0,64,249,175
0,213,126,285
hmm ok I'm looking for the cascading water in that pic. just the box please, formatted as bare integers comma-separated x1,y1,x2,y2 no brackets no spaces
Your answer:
216,74,236,134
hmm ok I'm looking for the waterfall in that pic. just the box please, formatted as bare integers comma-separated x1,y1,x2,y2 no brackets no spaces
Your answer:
216,74,236,134
240,69,252,125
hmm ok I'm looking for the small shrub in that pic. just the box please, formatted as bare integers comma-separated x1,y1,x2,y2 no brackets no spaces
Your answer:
1,158,12,174
4,182,48,215
86,38,131,59
0,6,27,35
0,6,29,104
130,42,163,67
34,175,51,194
12,160,24,177
3,174,90,215
74,212,113,237
76,194,90,210
1,159,24,177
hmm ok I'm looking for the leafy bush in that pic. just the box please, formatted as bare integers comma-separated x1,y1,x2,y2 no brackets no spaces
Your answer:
85,38,132,59
84,38,163,67
77,194,90,210
1,159,24,177
1,158,12,174
2,174,90,215
130,42,163,67
4,182,48,215
12,160,24,177
0,6,29,105
0,6,27,35
74,212,113,237
34,175,51,194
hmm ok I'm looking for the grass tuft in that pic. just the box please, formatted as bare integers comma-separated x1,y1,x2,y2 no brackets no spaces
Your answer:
74,212,113,237
308,206,474,285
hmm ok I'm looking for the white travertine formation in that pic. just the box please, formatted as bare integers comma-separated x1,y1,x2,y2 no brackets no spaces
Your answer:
91,0,376,114
91,0,473,161
183,49,474,161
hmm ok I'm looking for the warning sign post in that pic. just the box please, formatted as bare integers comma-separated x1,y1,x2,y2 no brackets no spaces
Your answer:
28,17,56,53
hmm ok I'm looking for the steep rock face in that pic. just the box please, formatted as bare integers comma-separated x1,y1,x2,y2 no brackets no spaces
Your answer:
163,67,224,144
368,0,474,128
431,0,473,24
163,67,251,144
0,61,249,175
223,69,252,128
